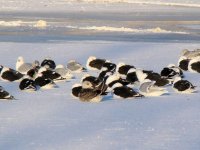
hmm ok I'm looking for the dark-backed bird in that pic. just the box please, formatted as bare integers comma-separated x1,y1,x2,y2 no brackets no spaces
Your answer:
112,83,143,99
116,62,135,79
86,56,106,71
0,65,23,82
188,56,200,73
0,86,15,100
19,78,37,91
41,57,56,69
173,77,196,93
78,81,103,102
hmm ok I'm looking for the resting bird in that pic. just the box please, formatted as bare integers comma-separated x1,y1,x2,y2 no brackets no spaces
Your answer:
41,57,56,69
0,65,23,82
139,80,168,96
67,60,86,73
0,86,15,100
112,83,143,99
173,77,196,94
86,56,106,71
78,81,104,102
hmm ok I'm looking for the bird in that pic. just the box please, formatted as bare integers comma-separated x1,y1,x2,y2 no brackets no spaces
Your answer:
78,80,103,102
55,64,74,80
0,86,15,100
178,56,190,71
16,56,34,74
71,83,82,98
116,62,135,79
173,77,196,94
181,49,200,59
86,56,106,71
0,65,24,82
160,64,184,82
136,69,170,86
126,68,139,85
188,56,200,73
81,74,108,94
19,78,37,91
38,67,63,81
98,62,116,81
67,60,86,73
139,80,168,96
41,57,56,69
105,73,130,91
34,73,57,89
112,83,143,99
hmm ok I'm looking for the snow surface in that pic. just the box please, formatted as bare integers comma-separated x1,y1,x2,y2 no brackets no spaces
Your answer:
0,42,200,150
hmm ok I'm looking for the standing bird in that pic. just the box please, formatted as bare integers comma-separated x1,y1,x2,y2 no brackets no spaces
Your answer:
173,77,196,93
86,56,106,71
16,56,34,74
67,60,86,73
0,65,23,82
139,80,168,96
19,78,37,91
41,57,56,69
78,81,103,102
0,86,15,100
112,83,143,99
188,56,200,73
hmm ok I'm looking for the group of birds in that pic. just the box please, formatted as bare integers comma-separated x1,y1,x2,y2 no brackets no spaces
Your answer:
0,56,86,100
0,49,199,101
72,49,200,102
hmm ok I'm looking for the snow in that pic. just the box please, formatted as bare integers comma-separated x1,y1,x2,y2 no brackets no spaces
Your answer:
0,42,200,150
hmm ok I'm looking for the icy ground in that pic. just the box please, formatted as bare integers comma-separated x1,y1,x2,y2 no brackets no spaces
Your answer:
0,41,200,150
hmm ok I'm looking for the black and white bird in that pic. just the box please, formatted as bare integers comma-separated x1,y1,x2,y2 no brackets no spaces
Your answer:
41,57,56,69
81,74,108,94
116,62,135,79
71,83,82,98
78,80,104,102
178,56,190,71
86,56,106,71
188,56,200,73
139,80,168,96
16,56,34,74
19,78,37,91
35,73,57,89
0,65,24,82
112,83,143,99
126,68,139,85
160,64,184,82
38,67,63,81
98,62,116,81
105,73,130,91
0,86,15,100
67,60,86,73
173,77,196,93
136,69,170,86
55,64,74,80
